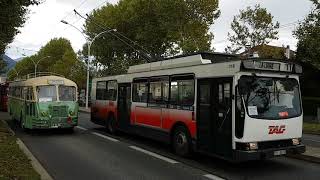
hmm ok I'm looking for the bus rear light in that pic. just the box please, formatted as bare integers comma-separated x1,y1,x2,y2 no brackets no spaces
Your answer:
292,138,300,145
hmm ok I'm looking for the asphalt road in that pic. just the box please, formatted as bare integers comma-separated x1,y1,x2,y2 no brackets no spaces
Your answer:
302,134,320,148
6,112,320,180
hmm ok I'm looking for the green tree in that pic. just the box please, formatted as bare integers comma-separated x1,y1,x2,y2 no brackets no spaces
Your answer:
0,57,6,73
226,4,280,54
0,0,41,72
84,0,220,75
0,0,41,53
7,38,87,89
294,0,320,68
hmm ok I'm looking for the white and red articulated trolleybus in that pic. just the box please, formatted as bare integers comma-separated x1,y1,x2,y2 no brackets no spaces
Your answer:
90,52,305,161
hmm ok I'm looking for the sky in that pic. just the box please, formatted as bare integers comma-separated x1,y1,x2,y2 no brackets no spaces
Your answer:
5,0,314,59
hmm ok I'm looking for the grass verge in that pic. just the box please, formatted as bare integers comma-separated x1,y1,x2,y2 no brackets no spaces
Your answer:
0,120,40,180
303,122,320,135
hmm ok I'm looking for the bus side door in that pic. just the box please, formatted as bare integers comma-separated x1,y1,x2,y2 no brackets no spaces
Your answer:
197,78,233,157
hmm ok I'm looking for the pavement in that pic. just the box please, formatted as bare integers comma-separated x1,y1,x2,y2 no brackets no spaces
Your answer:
3,110,320,180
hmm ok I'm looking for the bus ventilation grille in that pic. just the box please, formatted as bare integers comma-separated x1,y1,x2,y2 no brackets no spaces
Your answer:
50,106,68,117
258,140,292,150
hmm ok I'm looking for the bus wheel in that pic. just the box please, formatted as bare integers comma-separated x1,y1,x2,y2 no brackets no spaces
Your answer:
172,126,192,157
107,116,117,134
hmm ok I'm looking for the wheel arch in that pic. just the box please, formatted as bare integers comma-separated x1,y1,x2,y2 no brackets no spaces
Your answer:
170,121,190,142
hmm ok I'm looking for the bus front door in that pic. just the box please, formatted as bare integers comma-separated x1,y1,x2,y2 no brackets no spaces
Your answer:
117,83,131,130
197,78,233,158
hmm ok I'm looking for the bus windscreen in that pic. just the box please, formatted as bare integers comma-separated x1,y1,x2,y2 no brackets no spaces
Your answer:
59,86,76,101
238,76,301,120
37,85,57,102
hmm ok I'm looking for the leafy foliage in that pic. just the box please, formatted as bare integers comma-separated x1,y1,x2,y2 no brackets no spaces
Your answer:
0,0,41,53
84,0,220,75
251,45,287,59
294,0,320,69
7,38,87,88
0,0,41,72
226,4,280,54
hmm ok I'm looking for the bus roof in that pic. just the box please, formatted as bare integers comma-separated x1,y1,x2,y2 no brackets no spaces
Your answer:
9,76,77,87
93,52,302,83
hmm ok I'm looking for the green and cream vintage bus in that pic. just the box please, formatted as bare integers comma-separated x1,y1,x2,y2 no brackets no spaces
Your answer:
8,74,79,130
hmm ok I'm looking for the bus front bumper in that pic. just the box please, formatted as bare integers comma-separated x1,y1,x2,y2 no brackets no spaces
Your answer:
233,144,306,162
31,117,78,129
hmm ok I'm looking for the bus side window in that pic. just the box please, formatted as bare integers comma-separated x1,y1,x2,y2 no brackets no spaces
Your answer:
132,79,148,103
170,75,195,106
27,87,33,100
106,81,117,101
96,81,107,100
23,87,28,100
148,77,169,104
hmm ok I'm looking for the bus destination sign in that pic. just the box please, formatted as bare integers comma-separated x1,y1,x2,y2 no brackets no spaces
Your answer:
255,61,280,71
48,80,64,85
242,60,302,73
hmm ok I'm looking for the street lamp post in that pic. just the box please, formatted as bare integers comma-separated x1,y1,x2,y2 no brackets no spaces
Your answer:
86,29,116,109
12,67,19,78
30,56,51,77
61,20,115,109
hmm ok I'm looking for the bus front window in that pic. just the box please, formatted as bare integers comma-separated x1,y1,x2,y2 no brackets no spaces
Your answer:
37,86,57,102
238,76,301,120
59,86,76,101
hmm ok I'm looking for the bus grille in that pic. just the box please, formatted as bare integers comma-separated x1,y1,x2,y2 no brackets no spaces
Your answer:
258,139,293,150
50,106,68,117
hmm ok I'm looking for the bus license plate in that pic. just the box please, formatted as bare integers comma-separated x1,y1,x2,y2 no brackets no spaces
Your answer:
274,150,286,156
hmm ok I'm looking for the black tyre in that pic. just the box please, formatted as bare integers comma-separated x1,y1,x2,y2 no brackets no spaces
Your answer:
107,115,117,134
172,126,192,157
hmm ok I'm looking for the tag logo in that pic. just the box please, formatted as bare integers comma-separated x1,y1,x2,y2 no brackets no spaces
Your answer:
268,125,286,134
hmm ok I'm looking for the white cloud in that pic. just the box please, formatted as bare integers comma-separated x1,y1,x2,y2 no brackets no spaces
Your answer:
212,0,313,52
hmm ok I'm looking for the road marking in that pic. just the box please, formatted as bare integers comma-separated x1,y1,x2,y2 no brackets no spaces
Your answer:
75,126,88,131
303,138,320,143
203,174,225,180
92,132,119,142
129,145,179,164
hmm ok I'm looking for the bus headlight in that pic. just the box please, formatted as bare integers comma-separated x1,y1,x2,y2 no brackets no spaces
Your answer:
292,138,300,145
248,142,258,150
